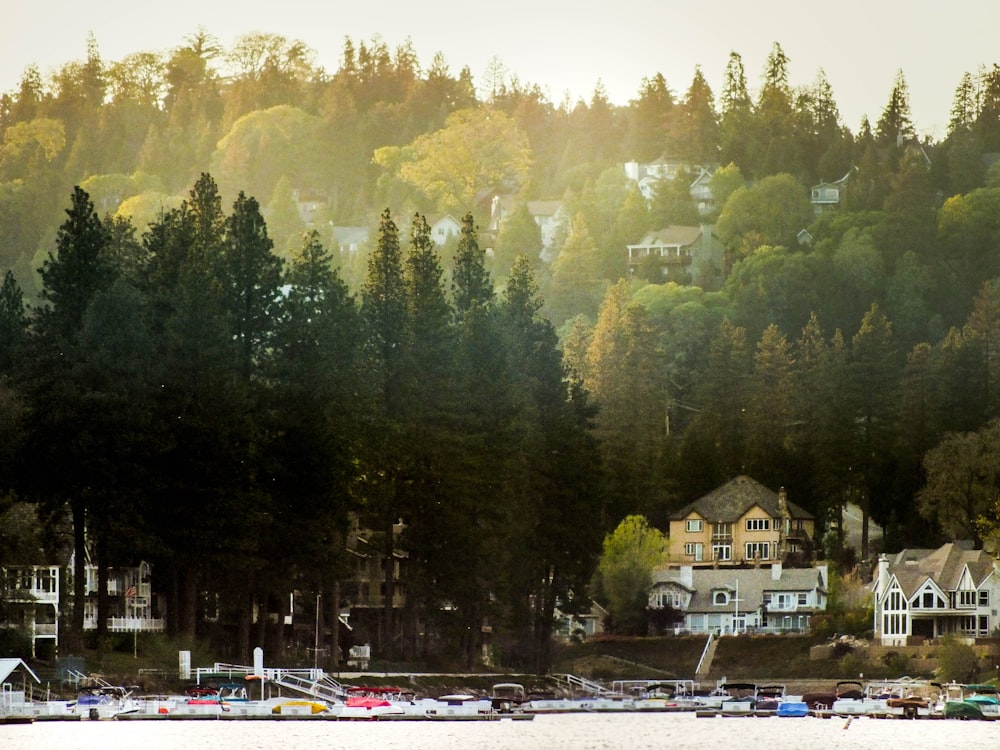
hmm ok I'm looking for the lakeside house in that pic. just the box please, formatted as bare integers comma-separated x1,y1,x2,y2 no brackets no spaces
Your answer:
648,562,829,635
873,542,1000,646
666,476,816,568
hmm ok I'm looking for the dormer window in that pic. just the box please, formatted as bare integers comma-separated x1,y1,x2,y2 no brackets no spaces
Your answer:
713,591,729,606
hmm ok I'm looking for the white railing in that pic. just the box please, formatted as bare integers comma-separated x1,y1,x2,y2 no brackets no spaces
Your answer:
106,617,165,632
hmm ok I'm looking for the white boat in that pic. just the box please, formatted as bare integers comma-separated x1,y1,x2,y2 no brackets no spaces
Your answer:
422,694,497,720
73,684,139,719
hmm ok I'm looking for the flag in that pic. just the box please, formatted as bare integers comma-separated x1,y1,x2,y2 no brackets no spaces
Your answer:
125,586,137,598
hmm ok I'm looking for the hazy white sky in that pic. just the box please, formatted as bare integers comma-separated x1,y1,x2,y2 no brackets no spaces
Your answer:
4,1,998,140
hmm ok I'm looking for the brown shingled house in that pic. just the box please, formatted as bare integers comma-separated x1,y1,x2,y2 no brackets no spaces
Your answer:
667,476,816,567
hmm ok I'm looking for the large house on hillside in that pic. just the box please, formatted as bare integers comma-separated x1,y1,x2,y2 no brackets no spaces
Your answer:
667,476,816,567
648,562,828,634
626,225,722,284
873,542,1000,646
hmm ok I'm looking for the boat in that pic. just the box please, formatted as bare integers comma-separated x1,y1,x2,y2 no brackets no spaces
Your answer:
941,683,1000,720
73,684,139,719
490,683,527,713
802,680,864,711
776,701,810,717
632,680,706,711
753,684,786,712
422,693,500,720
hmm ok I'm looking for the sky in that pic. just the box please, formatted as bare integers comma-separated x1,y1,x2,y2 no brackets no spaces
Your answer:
3,1,999,141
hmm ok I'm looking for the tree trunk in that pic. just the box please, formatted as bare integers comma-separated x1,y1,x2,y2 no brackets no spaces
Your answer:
96,531,109,646
383,516,395,660
71,500,87,650
182,569,198,640
328,583,340,669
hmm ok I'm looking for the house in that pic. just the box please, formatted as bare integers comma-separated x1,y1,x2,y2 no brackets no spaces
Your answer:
342,514,408,647
624,159,716,211
1,558,164,659
648,562,828,635
527,201,567,261
626,225,722,283
427,214,462,246
553,600,607,640
873,542,1000,646
809,170,851,214
330,225,369,254
667,476,815,567
0,565,60,659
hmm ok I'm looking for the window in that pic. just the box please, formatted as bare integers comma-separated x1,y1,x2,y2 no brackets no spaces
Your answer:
711,523,733,541
713,591,729,606
745,518,771,531
684,542,704,561
797,593,808,606
685,519,703,533
959,590,976,607
745,542,770,560
921,592,935,608
763,593,772,606
654,590,682,609
712,544,731,561
979,590,989,607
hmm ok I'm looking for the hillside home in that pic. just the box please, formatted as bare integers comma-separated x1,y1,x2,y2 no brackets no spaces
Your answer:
667,476,815,567
810,170,851,214
624,159,716,211
626,225,721,284
873,543,1000,646
527,201,567,260
427,214,462,246
330,225,369,254
648,562,828,634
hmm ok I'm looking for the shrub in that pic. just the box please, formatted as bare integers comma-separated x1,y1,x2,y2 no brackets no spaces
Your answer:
935,636,980,683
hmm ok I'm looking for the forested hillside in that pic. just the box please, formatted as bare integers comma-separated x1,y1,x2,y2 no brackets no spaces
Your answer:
3,31,1000,669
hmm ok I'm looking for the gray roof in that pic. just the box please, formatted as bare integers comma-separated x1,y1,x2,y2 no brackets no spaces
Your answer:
886,543,997,598
669,475,814,523
651,565,826,614
0,658,39,685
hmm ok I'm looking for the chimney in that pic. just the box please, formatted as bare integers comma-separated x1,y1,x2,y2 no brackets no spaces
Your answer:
771,562,782,581
680,565,693,589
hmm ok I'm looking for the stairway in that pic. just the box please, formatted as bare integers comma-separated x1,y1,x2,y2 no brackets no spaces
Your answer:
695,634,718,679
271,672,348,703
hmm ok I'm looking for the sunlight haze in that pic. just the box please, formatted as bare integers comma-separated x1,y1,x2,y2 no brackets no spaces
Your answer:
4,0,999,139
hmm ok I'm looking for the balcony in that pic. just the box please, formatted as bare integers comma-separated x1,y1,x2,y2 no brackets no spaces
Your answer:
106,617,166,633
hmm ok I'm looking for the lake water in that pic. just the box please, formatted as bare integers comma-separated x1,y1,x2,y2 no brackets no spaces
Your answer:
3,712,999,750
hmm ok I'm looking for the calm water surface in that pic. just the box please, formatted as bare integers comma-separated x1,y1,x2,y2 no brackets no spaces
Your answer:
4,713,999,750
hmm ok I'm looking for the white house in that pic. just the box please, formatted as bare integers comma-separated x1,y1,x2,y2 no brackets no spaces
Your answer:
873,542,1000,646
648,562,828,635
427,214,462,247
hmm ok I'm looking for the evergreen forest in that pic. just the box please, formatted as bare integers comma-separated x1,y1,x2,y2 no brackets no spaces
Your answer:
4,31,1000,670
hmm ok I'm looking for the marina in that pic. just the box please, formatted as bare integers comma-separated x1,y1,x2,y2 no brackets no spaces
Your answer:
4,710,1000,750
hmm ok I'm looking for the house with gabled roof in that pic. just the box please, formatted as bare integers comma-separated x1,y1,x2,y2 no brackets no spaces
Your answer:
627,225,721,284
873,542,1000,645
648,562,828,635
667,476,815,567
810,170,851,214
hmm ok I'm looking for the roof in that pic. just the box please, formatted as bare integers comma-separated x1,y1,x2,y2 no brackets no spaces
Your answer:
0,658,40,685
885,543,997,598
527,200,563,218
651,565,827,614
669,475,814,523
630,226,703,249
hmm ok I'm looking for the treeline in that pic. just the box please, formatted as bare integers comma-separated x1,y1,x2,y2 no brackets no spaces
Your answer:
0,176,603,670
4,31,1000,296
